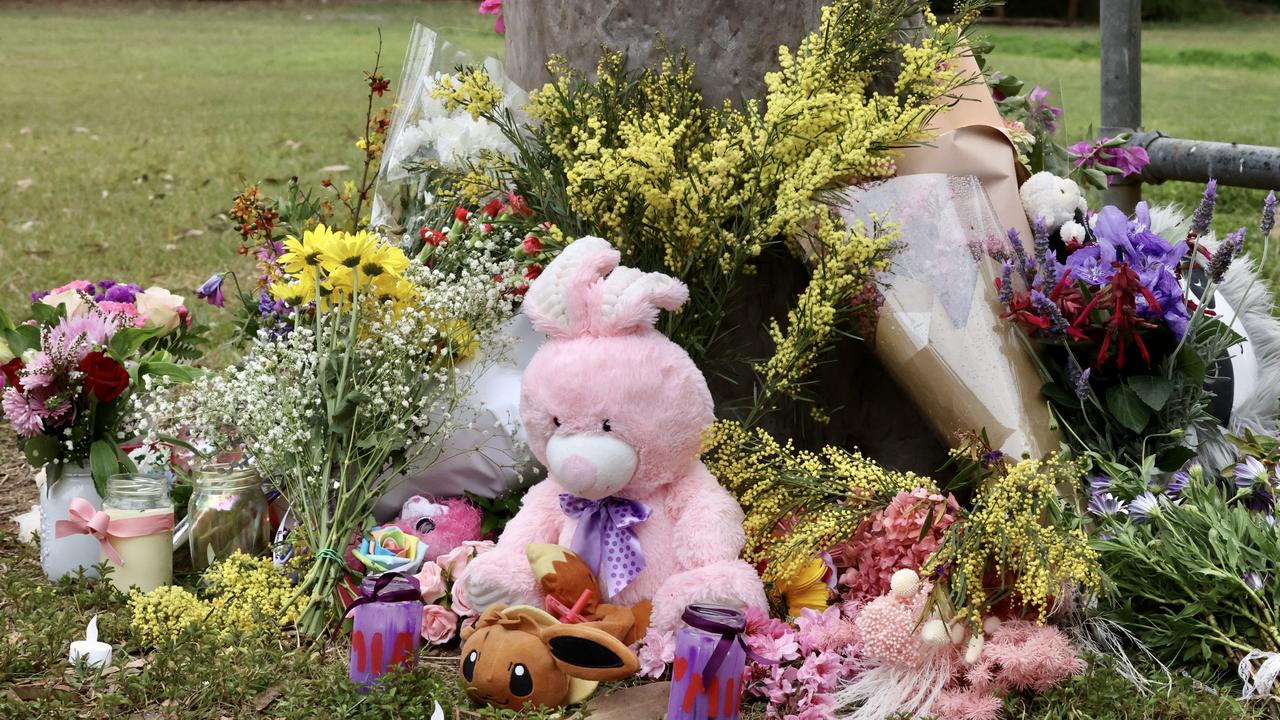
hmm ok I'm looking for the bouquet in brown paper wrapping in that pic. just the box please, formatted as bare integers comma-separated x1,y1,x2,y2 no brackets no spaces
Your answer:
831,175,1060,459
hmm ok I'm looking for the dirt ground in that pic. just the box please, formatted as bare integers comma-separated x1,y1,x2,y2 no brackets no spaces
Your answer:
0,437,36,531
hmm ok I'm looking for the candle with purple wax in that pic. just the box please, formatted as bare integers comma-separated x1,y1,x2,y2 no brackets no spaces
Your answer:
666,605,749,720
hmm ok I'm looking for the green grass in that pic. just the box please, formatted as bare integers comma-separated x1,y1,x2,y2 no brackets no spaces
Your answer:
981,18,1280,286
0,1,502,319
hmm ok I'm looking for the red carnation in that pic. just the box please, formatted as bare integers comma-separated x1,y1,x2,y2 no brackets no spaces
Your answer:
79,351,130,403
453,206,472,223
1,358,23,390
420,228,446,248
525,263,543,281
481,198,503,217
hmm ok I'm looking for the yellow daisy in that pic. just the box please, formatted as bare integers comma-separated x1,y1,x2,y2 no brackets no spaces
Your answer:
318,229,378,273
277,225,335,277
359,242,410,280
269,278,312,307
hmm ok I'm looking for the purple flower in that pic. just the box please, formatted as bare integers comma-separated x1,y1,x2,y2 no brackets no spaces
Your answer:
1088,474,1113,496
1246,486,1276,517
1244,571,1268,591
1190,180,1218,238
103,283,140,304
1234,456,1268,490
1068,138,1150,183
1262,191,1277,238
1129,492,1161,524
1027,86,1062,134
998,261,1014,304
1089,492,1128,519
1166,462,1199,498
1208,229,1243,283
980,450,1005,469
196,273,227,308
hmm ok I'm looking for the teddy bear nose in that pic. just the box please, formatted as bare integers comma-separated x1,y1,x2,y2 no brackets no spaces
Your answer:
546,433,638,499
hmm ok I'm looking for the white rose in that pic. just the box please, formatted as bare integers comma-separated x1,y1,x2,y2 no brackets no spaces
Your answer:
135,287,185,333
41,288,90,319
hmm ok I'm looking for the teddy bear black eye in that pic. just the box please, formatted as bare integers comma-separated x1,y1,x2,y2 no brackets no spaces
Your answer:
553,417,561,427
462,649,478,682
602,419,612,432
509,662,533,697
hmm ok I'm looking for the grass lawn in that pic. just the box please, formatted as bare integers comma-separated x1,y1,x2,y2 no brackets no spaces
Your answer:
0,1,502,320
980,18,1280,285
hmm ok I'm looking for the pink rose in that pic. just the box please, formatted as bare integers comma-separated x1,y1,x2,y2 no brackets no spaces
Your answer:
437,539,495,579
414,560,447,603
451,576,476,618
421,604,459,645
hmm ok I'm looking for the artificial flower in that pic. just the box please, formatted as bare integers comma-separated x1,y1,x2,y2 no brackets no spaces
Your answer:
413,560,448,604
352,525,427,575
421,604,459,645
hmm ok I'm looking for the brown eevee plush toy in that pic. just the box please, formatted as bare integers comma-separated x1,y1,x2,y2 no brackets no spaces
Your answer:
458,604,640,709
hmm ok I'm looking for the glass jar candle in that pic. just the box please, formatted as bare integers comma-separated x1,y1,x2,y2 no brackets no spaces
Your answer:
101,474,173,593
188,464,270,571
666,605,748,720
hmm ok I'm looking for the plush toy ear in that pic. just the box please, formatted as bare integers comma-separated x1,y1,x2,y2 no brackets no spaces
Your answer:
541,623,641,682
523,236,620,339
590,265,689,336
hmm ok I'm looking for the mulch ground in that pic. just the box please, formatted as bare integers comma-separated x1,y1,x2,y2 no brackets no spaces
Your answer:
0,436,36,531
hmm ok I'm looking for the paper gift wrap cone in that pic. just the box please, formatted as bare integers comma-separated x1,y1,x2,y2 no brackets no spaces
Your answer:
834,175,1060,459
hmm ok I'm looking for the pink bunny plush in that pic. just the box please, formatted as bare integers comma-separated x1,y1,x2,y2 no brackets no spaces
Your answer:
457,236,767,632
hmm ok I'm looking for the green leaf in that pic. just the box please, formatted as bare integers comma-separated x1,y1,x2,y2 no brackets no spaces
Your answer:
1106,384,1151,434
328,391,369,432
139,361,199,383
5,325,40,356
28,301,62,325
109,326,166,361
1156,445,1198,472
1177,342,1207,387
1127,375,1174,411
89,440,120,495
1081,167,1109,190
1040,381,1079,407
22,435,59,467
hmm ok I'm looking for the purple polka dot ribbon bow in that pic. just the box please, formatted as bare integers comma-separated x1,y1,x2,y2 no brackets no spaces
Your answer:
559,493,651,597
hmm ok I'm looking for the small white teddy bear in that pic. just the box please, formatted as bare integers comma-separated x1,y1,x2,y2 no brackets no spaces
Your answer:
1020,171,1088,245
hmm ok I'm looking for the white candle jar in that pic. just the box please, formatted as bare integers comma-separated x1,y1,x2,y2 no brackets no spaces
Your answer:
102,474,173,593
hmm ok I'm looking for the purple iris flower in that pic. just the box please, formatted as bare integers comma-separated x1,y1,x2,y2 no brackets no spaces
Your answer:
1129,492,1161,524
196,273,227,308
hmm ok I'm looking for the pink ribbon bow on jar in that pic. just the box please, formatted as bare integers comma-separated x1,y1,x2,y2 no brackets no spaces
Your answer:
54,497,174,566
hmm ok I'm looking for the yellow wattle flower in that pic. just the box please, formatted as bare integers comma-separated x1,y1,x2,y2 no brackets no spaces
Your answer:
773,556,831,617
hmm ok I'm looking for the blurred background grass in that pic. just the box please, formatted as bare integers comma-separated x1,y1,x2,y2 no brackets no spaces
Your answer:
0,4,1277,319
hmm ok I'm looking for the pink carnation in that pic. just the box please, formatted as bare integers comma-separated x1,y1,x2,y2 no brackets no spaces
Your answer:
833,488,958,603
635,627,675,679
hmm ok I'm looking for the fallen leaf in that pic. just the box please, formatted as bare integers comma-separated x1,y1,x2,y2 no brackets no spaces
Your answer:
284,139,302,150
170,228,205,240
73,126,89,134
15,178,33,190
101,190,110,199
163,243,177,251
18,220,35,232
586,682,671,720
162,174,174,182
124,657,148,670
319,164,351,173
19,127,31,135
253,684,283,712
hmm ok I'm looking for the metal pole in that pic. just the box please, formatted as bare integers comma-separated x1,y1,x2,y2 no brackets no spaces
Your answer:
1100,0,1143,212
1132,131,1280,190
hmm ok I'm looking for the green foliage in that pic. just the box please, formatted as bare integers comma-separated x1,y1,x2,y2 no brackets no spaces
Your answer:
0,531,580,719
1093,472,1280,681
1002,655,1266,720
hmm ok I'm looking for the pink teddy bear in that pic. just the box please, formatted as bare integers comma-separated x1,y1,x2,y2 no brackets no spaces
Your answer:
457,236,767,631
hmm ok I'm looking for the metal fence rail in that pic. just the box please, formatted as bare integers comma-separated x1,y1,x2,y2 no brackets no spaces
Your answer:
1099,0,1280,211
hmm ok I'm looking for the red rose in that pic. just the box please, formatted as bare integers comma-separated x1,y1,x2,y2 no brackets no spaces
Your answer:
79,351,129,403
1,358,23,390
521,235,543,254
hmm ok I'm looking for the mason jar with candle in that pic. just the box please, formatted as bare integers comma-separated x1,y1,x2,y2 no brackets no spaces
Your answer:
101,474,173,593
187,464,270,571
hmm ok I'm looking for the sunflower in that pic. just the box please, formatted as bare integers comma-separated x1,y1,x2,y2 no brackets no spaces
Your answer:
278,225,335,277
317,229,378,273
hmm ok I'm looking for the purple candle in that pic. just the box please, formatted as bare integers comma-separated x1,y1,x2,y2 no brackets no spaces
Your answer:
348,572,424,687
666,605,748,720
